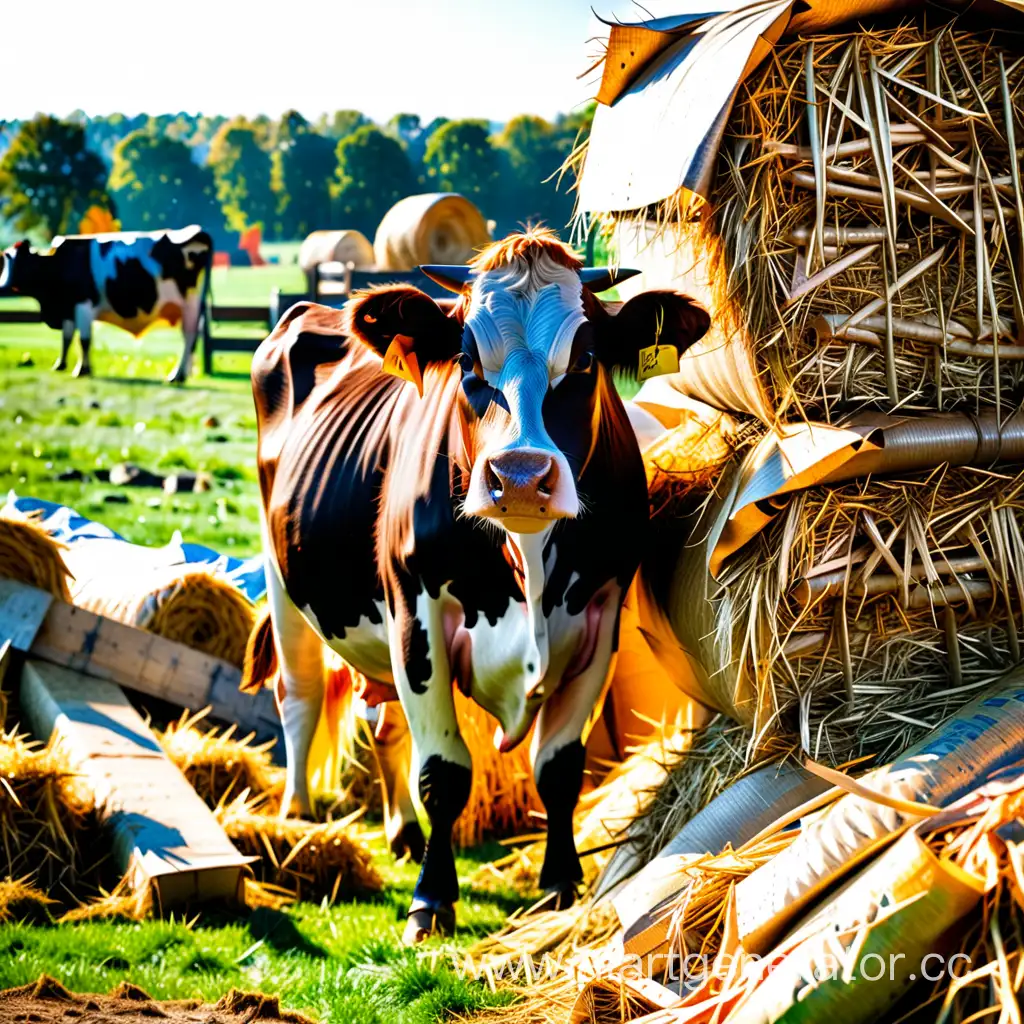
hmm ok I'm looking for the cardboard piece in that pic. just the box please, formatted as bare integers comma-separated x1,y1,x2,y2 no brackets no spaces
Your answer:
19,659,254,906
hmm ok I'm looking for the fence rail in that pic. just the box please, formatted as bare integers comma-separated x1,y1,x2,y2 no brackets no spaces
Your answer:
0,264,463,374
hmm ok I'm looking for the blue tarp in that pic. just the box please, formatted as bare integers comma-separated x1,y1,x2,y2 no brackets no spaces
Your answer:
9,495,268,602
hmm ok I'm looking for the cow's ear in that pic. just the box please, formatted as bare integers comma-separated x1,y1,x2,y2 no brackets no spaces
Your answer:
342,285,462,396
595,291,710,379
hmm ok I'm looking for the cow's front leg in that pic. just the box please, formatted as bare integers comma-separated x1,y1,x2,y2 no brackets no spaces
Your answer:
53,320,74,371
531,585,623,910
388,585,470,944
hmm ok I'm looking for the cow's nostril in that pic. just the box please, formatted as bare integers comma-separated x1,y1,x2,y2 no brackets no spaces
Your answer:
538,460,558,498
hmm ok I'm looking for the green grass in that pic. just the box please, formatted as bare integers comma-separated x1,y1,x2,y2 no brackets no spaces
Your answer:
0,262,311,554
0,323,263,553
0,839,525,1023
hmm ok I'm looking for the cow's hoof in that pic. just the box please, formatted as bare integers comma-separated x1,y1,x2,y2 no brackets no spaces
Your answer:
402,900,455,945
166,366,188,385
389,822,426,864
52,359,67,372
71,363,91,378
535,883,578,913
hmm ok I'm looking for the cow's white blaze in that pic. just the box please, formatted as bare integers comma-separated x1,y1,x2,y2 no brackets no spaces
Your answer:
463,252,588,523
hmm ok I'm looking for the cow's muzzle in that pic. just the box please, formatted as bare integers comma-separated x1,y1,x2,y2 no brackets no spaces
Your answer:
465,447,578,533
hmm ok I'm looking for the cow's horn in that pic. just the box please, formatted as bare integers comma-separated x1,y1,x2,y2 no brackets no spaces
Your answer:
419,265,475,293
580,267,640,293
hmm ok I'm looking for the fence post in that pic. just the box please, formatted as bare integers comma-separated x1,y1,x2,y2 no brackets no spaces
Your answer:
201,299,213,376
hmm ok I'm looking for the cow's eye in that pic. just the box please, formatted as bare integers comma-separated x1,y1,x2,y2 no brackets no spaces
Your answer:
570,351,594,374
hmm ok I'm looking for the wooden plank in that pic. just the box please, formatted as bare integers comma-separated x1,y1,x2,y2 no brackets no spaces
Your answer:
0,579,53,650
0,310,43,323
28,594,282,746
210,304,269,323
205,336,262,353
19,659,254,906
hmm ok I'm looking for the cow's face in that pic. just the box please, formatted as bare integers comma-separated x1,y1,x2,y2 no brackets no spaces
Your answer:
457,254,592,532
343,234,710,537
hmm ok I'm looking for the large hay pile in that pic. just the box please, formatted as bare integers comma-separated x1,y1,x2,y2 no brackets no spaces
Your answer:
676,461,1024,765
688,22,1024,421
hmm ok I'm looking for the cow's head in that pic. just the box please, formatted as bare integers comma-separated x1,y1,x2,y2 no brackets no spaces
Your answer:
0,240,32,293
343,230,710,535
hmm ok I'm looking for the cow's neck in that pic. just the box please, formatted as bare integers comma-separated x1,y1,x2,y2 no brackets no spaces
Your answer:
508,527,552,694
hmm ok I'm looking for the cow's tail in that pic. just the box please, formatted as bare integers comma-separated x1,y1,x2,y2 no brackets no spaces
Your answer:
240,606,361,793
241,605,277,694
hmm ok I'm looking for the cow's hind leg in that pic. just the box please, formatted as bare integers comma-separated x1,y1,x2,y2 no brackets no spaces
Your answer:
53,321,74,371
531,587,623,910
388,585,470,943
267,567,325,817
368,702,425,862
167,298,200,384
71,303,94,377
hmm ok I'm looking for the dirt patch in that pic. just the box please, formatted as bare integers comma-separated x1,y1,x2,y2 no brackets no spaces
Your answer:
0,976,315,1024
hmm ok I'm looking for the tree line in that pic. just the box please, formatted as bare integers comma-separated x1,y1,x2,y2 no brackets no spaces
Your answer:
0,107,593,248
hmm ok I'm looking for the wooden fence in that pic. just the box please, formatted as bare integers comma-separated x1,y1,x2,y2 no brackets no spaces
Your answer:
0,265,452,375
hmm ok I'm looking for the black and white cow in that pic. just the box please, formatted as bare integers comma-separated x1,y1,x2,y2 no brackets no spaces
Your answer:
0,226,212,382
246,229,710,942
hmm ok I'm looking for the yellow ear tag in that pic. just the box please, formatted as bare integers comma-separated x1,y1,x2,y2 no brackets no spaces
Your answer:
637,344,679,382
382,334,423,397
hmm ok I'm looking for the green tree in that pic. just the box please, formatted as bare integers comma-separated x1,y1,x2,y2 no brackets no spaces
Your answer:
208,118,276,233
109,128,224,238
79,112,146,167
319,110,372,140
273,127,337,239
493,114,572,230
423,119,500,209
0,115,113,238
274,109,310,148
333,126,416,236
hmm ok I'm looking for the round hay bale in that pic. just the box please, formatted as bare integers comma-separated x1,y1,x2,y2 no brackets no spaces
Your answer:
297,229,375,273
0,507,71,600
63,540,255,668
373,193,491,271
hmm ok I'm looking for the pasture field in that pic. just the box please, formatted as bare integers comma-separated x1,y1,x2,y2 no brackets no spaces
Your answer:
0,260,535,1022
0,844,522,1023
0,263,307,554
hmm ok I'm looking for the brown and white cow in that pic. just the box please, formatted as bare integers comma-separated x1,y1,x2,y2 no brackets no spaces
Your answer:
0,226,212,382
247,230,709,942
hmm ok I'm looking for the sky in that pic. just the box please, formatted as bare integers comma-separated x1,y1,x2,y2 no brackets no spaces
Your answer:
4,0,612,123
